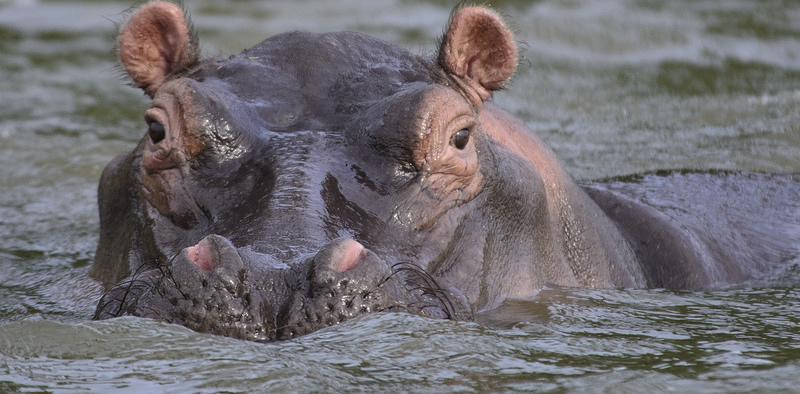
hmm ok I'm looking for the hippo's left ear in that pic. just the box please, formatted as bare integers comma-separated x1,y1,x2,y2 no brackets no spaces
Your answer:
438,7,518,103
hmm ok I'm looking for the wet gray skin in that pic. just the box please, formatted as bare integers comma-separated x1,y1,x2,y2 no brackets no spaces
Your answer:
92,2,800,342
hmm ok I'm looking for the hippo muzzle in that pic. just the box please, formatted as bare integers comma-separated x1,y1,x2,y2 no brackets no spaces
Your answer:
95,235,472,342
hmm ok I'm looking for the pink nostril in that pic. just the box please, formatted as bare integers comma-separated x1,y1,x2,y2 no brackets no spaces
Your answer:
187,238,216,270
330,239,367,272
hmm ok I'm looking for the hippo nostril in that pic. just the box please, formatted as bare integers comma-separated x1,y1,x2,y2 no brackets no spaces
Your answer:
187,237,217,271
148,121,166,144
329,239,367,272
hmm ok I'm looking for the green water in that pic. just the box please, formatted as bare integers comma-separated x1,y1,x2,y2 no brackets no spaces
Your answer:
1,0,799,392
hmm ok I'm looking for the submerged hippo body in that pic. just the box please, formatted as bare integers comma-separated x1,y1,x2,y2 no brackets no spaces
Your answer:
92,2,800,341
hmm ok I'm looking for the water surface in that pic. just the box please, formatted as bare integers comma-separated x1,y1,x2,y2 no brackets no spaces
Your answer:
1,0,799,392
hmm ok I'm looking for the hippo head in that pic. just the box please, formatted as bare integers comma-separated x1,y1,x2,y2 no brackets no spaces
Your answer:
93,2,643,341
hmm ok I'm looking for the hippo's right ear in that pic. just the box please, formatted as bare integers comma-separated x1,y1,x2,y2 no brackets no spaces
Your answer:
118,1,198,98
438,7,518,104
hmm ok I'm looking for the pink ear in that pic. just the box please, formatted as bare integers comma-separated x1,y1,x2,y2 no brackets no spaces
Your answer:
118,1,198,97
438,7,518,101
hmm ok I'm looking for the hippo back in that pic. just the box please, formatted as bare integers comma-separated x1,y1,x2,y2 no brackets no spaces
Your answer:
583,171,800,289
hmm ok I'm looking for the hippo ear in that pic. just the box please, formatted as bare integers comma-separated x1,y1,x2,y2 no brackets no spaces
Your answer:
438,7,518,102
118,1,198,97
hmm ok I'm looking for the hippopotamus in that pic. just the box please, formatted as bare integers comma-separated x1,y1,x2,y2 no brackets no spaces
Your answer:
92,2,800,342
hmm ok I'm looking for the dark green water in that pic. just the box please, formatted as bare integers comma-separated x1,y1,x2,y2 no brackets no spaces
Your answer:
1,0,799,392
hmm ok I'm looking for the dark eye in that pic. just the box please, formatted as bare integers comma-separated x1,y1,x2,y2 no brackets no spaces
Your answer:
452,128,470,150
148,121,165,144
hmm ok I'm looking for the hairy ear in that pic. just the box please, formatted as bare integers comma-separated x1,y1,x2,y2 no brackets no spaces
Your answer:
438,7,517,101
119,1,198,97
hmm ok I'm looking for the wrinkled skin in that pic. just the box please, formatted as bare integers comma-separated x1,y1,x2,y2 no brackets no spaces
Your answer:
92,2,800,342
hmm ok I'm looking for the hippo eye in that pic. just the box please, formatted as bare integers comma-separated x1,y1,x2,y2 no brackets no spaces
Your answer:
452,128,470,150
148,121,165,144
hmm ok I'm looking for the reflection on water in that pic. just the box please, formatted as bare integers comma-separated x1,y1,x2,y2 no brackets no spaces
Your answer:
0,0,798,391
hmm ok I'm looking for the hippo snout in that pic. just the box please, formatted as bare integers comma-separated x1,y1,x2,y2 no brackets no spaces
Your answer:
95,235,473,342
